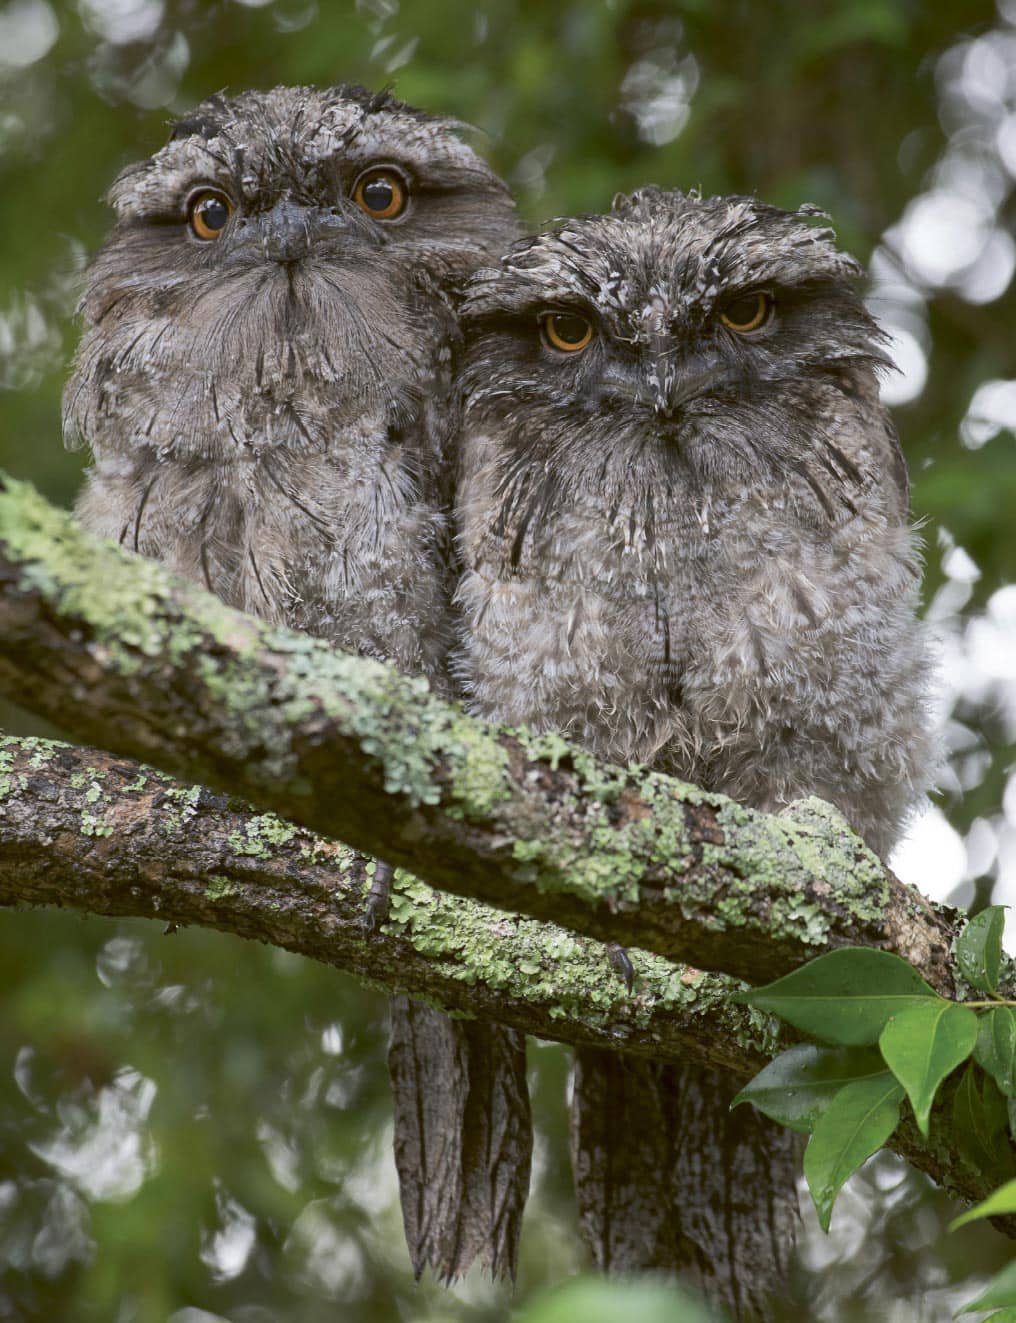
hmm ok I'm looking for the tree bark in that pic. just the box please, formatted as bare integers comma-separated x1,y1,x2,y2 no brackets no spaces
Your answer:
0,734,776,1071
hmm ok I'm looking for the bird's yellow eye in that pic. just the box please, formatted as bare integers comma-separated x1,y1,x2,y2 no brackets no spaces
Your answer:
187,189,234,241
353,168,408,220
719,291,773,333
541,311,594,354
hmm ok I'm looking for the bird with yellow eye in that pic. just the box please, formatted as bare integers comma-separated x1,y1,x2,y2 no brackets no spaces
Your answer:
539,289,774,358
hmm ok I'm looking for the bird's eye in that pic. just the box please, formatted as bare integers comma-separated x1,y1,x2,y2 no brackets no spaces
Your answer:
187,189,234,241
719,291,773,334
188,189,234,241
353,167,409,220
541,312,594,354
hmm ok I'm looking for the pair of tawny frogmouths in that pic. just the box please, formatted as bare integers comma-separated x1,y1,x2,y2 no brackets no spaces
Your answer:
64,84,934,1321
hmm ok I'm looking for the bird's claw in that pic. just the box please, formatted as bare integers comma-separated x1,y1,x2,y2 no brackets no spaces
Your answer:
607,942,635,995
363,858,395,935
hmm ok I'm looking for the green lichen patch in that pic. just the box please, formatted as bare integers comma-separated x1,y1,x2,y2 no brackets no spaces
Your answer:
79,810,113,838
227,813,299,859
0,744,16,799
158,784,202,835
443,715,513,821
205,875,238,902
693,795,890,946
1,736,78,797
497,761,705,910
0,478,263,673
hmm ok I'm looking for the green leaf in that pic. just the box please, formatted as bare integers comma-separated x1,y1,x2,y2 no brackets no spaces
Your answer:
1009,1096,1016,1142
950,1177,1016,1231
957,1260,1016,1313
981,1312,1016,1323
739,948,942,1045
878,1001,978,1135
731,1044,889,1134
956,906,1006,993
976,1007,1016,1097
803,1073,903,1232
952,1064,1016,1182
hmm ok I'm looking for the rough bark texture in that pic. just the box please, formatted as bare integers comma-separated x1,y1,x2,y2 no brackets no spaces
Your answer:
0,477,956,991
0,735,775,1068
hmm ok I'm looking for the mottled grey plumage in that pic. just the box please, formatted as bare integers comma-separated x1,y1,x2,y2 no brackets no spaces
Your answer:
455,188,935,1317
64,83,530,1282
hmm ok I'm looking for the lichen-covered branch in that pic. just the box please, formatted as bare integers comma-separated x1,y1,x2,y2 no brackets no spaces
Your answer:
0,734,775,1071
0,732,1008,1219
0,476,957,992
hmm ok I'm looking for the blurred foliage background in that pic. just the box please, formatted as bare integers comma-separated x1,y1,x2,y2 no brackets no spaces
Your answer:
1,1,1015,1320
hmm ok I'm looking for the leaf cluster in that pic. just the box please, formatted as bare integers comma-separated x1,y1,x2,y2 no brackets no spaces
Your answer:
735,907,1016,1318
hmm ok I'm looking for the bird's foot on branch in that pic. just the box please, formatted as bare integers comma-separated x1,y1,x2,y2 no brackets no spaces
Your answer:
363,858,395,935
607,942,635,995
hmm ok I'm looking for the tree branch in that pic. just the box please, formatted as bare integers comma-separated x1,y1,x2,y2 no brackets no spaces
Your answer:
0,731,1008,1222
0,733,772,1073
0,473,1012,1220
0,476,957,993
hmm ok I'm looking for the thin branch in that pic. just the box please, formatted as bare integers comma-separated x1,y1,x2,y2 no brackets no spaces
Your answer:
0,734,770,1073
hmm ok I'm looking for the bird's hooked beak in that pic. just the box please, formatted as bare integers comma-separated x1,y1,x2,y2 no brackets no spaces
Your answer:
640,329,730,417
250,197,349,264
601,338,731,417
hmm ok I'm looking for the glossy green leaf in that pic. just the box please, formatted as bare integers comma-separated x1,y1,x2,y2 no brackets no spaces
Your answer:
981,1311,1016,1323
955,906,1006,994
739,948,942,1045
803,1073,903,1232
952,1064,1016,1183
976,1007,1016,1097
731,1044,889,1134
957,1260,1016,1314
879,1001,978,1135
950,1177,1016,1231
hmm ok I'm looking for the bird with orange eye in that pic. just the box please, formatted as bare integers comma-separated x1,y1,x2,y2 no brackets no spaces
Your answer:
65,83,526,1295
184,164,409,244
538,291,774,359
455,188,928,1321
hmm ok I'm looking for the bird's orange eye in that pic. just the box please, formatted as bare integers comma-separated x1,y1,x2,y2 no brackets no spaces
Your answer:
353,168,408,220
720,291,773,333
188,189,234,241
541,311,594,354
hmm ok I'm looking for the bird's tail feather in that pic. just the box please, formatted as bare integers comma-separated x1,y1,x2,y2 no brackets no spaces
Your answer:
388,997,533,1281
571,1048,800,1321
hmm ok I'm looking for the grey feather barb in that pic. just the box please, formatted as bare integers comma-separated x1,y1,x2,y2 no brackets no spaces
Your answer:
455,187,936,1318
64,84,530,1285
